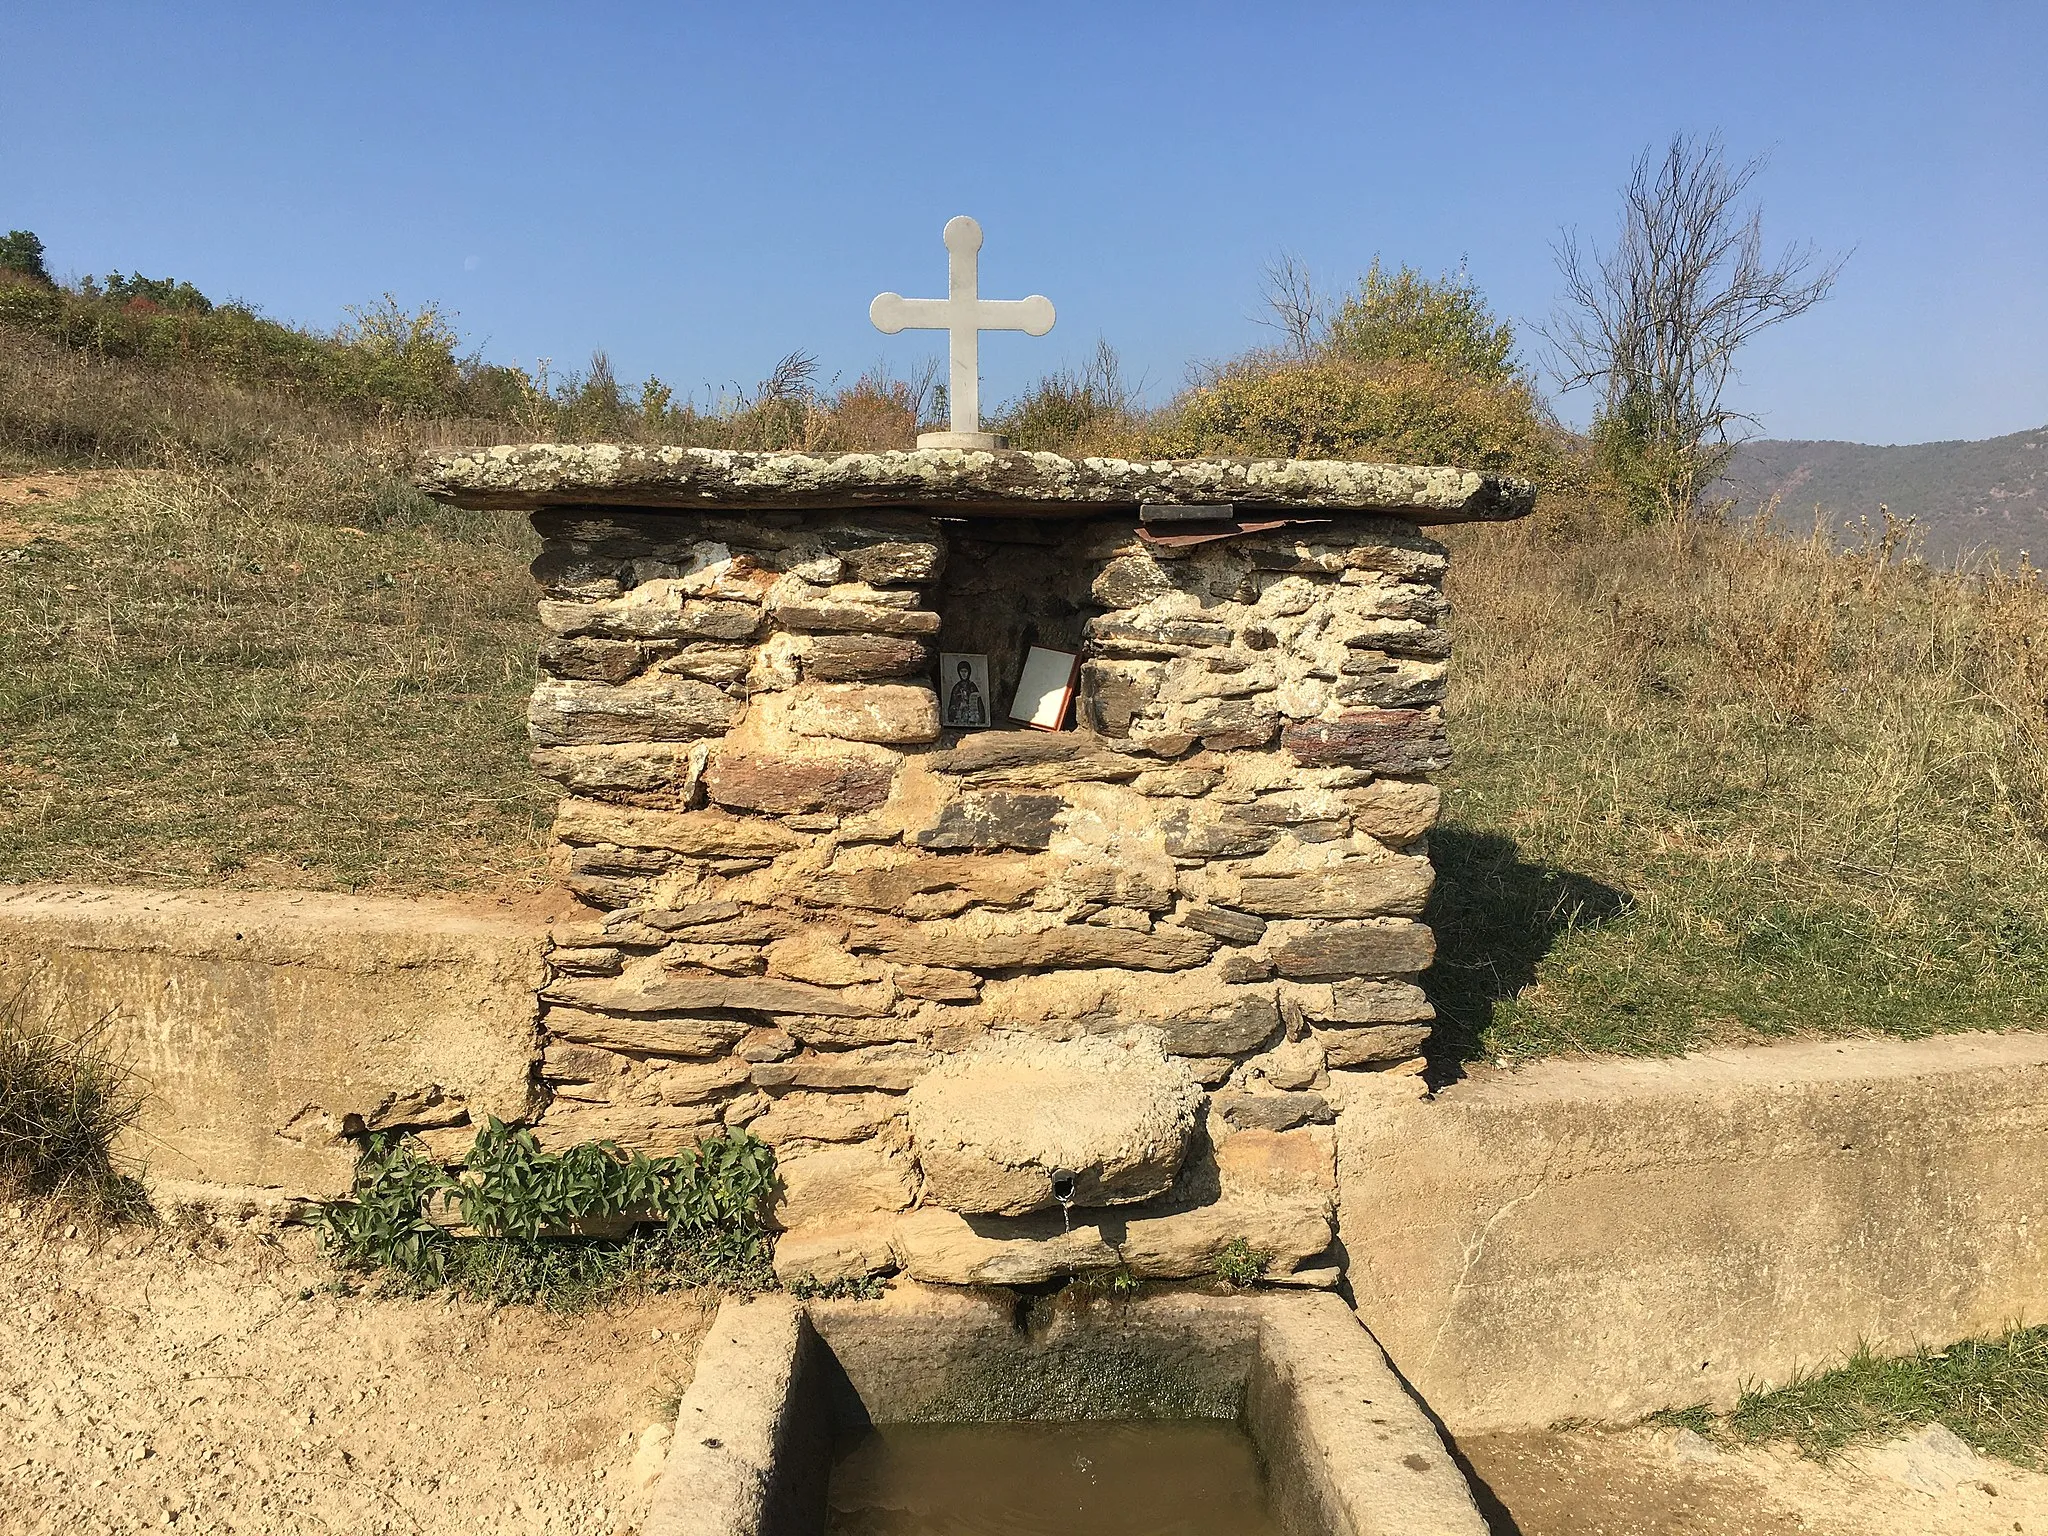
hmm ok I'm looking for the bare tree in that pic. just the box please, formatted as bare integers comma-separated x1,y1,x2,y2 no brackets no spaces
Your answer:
1544,133,1846,518
1257,250,1328,359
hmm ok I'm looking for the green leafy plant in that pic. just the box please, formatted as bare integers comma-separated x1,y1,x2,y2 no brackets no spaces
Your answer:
315,1119,777,1305
1213,1237,1273,1288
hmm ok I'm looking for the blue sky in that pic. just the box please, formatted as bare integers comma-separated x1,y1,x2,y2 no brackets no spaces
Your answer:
4,1,2043,445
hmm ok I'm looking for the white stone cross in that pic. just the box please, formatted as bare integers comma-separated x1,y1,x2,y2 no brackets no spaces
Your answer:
870,215,1055,450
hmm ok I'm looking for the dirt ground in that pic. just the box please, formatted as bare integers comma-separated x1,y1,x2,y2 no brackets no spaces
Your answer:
1465,1421,2048,1535
0,1207,716,1536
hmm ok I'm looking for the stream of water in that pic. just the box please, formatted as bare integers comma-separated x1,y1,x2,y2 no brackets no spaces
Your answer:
825,1418,1283,1536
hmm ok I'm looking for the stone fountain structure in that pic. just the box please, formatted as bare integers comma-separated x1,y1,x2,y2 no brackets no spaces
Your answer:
417,443,1534,1291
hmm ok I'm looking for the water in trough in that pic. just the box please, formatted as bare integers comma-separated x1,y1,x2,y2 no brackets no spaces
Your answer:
824,1418,1282,1536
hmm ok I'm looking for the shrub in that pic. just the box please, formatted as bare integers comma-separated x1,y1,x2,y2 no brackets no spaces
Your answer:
1160,357,1557,479
1323,259,1518,384
1213,1236,1273,1287
0,992,149,1224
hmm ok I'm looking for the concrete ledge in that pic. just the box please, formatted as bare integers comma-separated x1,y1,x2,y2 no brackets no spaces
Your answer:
1338,1031,2048,1431
0,885,548,1195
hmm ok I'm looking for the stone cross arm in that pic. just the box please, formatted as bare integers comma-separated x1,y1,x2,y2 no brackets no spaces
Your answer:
870,215,1055,448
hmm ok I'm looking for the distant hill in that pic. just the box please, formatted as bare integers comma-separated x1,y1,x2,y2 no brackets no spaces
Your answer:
1715,425,2047,567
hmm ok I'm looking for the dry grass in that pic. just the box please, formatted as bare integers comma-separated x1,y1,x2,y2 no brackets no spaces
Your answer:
0,457,551,891
1429,511,2048,1065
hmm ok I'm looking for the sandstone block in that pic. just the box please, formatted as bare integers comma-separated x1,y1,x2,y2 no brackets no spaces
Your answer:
548,964,892,1020
549,945,622,976
544,1005,747,1058
914,792,1063,852
528,676,738,747
842,540,943,586
532,1103,722,1156
652,1058,753,1105
974,967,1281,1059
796,633,934,681
775,1013,927,1049
1091,553,1178,608
1335,653,1449,709
1216,1125,1338,1206
1345,778,1442,845
1266,919,1436,980
1320,978,1436,1024
704,749,898,815
554,800,803,858
1079,660,1164,738
890,1206,1120,1286
799,854,1039,914
1175,696,1280,752
856,915,1216,973
542,1042,630,1083
778,1043,934,1092
540,586,762,642
892,965,981,1002
907,1031,1201,1216
1317,1023,1432,1068
750,1091,903,1146
1132,766,1224,797
767,581,942,636
1213,1090,1334,1133
765,932,882,987
770,1142,917,1230
771,1219,899,1284
788,683,941,745
1234,856,1434,919
1179,904,1269,944
737,1028,799,1063
539,636,646,684
531,743,702,798
1282,709,1452,773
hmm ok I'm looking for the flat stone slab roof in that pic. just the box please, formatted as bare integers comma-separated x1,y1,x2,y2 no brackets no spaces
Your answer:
414,444,1536,523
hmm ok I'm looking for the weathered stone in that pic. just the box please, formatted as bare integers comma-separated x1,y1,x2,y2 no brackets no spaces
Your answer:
648,642,758,686
533,1103,723,1155
538,636,646,684
1162,808,1279,861
1179,904,1269,944
568,846,675,877
975,968,1280,1058
856,915,1216,974
797,633,934,681
528,676,738,747
893,965,981,1002
1080,661,1163,737
788,683,941,744
1246,1037,1328,1091
1217,951,1277,984
1213,1090,1334,1133
1085,615,1236,655
1091,553,1178,608
1337,618,1450,659
421,444,1537,523
637,900,745,929
1335,653,1449,709
767,582,942,636
530,743,702,798
544,1005,748,1058
914,792,1063,852
750,1091,903,1147
771,1043,935,1092
1313,978,1436,1025
655,942,765,978
1345,778,1441,845
540,586,762,642
799,855,1040,914
1217,1125,1338,1207
907,1031,1201,1216
890,1206,1120,1285
554,800,802,858
1235,857,1433,919
765,932,882,987
1132,767,1223,797
771,1218,900,1284
547,961,892,1019
542,1042,630,1083
652,1057,752,1105
1282,709,1452,772
549,945,622,976
705,749,898,815
842,540,943,586
1317,1023,1432,1068
776,1013,928,1049
1266,919,1435,980
770,1142,917,1230
737,1028,799,1063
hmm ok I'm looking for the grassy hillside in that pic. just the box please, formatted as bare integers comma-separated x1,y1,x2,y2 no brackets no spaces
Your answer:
2,259,2044,1066
1720,426,2048,567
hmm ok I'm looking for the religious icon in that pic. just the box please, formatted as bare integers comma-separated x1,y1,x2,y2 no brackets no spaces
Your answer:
940,653,993,729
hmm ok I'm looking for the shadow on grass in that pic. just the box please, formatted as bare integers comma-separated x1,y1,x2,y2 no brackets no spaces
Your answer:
1422,826,1632,1084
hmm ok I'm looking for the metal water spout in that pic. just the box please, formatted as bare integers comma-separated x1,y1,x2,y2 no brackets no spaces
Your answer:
1049,1168,1077,1232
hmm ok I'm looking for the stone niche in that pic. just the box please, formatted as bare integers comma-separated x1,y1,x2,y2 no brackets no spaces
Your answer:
417,445,1536,1289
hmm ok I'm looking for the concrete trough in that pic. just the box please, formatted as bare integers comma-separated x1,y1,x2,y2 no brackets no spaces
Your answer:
647,1283,1484,1536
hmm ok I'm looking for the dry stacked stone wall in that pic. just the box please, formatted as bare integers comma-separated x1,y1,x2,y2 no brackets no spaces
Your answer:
522,504,1454,1283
